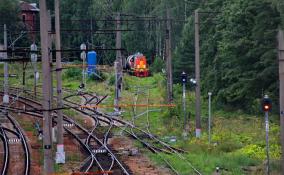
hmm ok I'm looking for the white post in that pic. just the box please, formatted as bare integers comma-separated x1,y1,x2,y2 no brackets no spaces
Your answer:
208,92,212,144
30,43,38,98
265,110,270,175
80,43,87,89
3,24,9,105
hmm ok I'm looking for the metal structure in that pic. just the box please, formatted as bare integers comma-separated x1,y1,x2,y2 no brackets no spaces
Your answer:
194,9,201,138
262,95,272,175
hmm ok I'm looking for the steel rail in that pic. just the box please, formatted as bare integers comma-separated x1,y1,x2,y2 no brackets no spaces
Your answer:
6,114,30,175
0,126,9,175
3,88,201,174
64,94,202,174
2,91,128,174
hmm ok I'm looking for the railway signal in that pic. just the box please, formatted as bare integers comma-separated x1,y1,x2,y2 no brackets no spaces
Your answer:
262,95,271,175
30,43,38,98
80,43,87,89
3,24,9,106
181,72,188,137
262,95,272,112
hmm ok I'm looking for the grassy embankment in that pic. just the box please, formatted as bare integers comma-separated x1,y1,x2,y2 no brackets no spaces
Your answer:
60,66,281,174
0,63,281,174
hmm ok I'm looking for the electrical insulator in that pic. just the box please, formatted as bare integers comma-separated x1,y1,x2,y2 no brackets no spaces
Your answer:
80,43,87,51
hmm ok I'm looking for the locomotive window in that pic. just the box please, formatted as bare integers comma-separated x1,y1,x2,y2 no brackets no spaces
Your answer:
22,14,26,22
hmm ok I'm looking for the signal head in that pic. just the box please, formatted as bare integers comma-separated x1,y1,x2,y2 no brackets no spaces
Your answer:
262,95,272,112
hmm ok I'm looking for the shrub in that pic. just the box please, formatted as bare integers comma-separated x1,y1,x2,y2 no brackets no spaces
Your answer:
64,67,82,80
149,57,165,73
108,74,115,86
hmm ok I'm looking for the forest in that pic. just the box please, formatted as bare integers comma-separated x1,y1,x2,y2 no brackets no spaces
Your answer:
1,0,284,113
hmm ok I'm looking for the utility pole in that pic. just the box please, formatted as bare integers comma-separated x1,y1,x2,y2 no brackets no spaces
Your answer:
278,29,284,174
55,0,65,164
194,9,201,138
114,13,122,112
184,0,187,21
48,10,53,107
166,9,173,104
3,24,9,107
39,0,54,173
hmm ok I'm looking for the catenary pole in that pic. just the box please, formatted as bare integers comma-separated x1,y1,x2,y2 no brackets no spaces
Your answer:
114,13,122,112
55,0,65,164
278,30,284,174
194,9,201,138
47,11,53,108
39,0,54,173
166,9,173,104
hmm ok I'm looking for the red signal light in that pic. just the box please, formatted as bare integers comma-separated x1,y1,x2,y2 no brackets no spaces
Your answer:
262,96,272,112
264,105,269,110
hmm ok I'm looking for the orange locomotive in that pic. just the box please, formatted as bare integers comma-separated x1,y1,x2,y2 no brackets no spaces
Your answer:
126,53,149,77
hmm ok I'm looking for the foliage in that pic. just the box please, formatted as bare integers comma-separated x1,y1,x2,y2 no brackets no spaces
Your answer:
64,67,82,80
173,0,281,112
0,0,23,42
149,56,165,73
108,74,115,86
87,71,107,82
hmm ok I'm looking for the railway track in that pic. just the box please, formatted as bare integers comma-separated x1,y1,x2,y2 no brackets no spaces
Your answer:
63,91,202,175
1,86,203,174
0,112,31,175
0,89,132,174
0,124,9,175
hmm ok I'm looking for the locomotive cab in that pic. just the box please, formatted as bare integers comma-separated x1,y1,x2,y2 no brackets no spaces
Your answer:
126,53,149,77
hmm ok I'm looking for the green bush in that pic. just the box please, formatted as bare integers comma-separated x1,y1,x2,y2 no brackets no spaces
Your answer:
237,144,265,159
64,67,82,80
108,74,115,86
149,57,165,73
